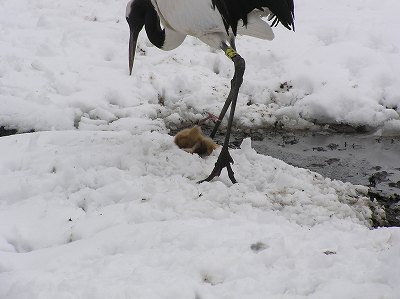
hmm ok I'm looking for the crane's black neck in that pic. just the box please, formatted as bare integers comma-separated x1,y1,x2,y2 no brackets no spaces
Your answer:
144,5,165,49
127,0,165,49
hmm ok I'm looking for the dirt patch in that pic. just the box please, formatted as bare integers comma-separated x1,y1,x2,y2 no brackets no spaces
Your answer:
0,126,18,137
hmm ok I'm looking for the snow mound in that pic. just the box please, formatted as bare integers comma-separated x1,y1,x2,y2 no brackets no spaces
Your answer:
0,131,374,241
0,131,399,298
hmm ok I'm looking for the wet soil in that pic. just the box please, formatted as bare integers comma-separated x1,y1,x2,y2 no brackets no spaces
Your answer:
0,126,18,137
206,128,400,227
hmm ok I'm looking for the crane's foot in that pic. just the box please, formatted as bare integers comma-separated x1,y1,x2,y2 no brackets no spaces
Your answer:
198,112,219,125
198,148,237,184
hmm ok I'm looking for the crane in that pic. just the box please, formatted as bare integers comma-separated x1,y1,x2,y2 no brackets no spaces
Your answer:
126,0,295,183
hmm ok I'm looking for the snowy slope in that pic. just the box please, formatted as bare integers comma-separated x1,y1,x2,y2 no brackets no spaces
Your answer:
1,0,400,134
1,0,400,298
0,131,399,298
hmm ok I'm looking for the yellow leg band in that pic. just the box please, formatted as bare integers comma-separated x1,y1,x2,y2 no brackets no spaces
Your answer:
225,47,237,59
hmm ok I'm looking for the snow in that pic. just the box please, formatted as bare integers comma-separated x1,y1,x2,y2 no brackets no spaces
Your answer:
0,131,399,298
1,0,400,298
1,0,399,134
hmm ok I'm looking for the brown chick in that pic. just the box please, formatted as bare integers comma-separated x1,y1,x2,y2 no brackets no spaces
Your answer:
174,126,218,156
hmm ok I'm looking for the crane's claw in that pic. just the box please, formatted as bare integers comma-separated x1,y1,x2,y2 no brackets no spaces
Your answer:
198,112,220,125
198,148,237,184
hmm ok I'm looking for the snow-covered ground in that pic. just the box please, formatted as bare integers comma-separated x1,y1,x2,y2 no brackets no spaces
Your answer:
1,0,399,133
1,0,400,298
0,131,399,298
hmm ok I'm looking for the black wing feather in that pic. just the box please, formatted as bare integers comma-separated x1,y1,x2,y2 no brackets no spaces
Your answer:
211,0,295,36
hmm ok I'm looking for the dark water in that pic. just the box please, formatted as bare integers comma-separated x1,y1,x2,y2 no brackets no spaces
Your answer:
209,129,400,227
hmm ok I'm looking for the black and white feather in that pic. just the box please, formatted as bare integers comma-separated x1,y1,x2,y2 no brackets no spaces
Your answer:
126,0,294,55
211,0,295,35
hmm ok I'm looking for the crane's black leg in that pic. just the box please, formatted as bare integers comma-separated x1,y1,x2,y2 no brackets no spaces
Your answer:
209,39,237,139
200,43,245,184
209,92,232,138
230,37,237,51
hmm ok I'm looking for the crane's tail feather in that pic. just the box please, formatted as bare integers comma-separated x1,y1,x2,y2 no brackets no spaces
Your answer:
261,0,295,31
211,0,295,35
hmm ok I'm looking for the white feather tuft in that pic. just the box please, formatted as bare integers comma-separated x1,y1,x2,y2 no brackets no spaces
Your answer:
237,11,275,41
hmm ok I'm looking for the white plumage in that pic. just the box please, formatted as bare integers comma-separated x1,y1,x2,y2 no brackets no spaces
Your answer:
151,0,274,49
